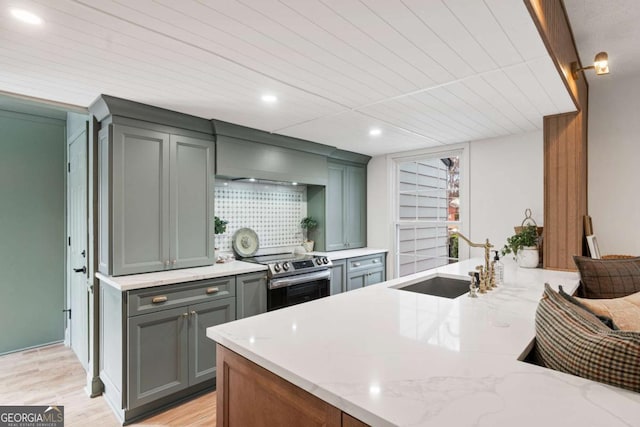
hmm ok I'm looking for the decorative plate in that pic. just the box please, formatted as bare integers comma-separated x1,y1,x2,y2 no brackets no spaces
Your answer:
232,228,259,257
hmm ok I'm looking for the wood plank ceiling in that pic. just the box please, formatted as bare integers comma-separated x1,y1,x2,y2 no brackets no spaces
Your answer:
0,0,575,155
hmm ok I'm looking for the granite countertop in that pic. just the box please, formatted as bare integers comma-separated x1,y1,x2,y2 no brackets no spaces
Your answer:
309,247,388,261
207,258,640,427
96,261,268,291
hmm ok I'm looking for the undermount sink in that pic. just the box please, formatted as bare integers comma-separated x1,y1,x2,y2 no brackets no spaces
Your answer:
394,276,470,299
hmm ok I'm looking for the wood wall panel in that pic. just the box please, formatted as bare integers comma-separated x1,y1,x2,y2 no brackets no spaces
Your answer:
526,0,589,271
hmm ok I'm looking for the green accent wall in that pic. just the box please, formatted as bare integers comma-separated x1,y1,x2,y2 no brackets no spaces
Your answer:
0,109,66,354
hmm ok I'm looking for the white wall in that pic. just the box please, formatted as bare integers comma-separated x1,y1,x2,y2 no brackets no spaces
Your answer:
368,130,543,277
589,74,640,256
468,131,543,259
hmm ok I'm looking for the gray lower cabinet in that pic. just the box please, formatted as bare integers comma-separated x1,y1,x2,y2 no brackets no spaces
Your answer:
330,260,346,295
345,253,386,291
98,122,214,276
236,272,268,319
100,275,236,423
326,162,366,251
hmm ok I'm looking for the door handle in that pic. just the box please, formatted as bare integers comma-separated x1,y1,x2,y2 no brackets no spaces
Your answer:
73,266,87,274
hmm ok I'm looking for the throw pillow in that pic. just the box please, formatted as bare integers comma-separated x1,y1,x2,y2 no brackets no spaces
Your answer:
536,283,640,392
574,292,640,332
573,255,640,298
558,286,618,330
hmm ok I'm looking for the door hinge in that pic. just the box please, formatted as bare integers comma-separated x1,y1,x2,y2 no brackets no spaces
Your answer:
67,162,70,173
62,309,71,320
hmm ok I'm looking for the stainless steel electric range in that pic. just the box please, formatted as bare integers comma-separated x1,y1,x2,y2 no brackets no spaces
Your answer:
241,253,332,311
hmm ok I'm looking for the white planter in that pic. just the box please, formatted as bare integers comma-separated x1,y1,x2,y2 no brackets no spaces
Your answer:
517,246,539,268
302,240,315,252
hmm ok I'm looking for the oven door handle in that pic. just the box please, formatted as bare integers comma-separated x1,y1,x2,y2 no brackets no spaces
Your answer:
269,270,331,290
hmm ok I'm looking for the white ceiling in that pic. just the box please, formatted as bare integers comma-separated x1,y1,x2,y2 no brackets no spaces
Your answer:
0,0,575,155
564,0,640,86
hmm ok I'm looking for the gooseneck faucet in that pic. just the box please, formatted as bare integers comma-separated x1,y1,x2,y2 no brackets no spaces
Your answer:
455,232,494,293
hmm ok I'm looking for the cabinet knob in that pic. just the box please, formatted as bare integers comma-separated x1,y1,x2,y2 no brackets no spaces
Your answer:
164,260,170,267
190,310,197,316
182,312,189,317
372,259,379,263
206,287,219,294
172,259,177,265
152,296,168,304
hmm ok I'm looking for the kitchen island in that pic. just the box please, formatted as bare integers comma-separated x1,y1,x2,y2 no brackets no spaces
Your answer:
207,258,640,426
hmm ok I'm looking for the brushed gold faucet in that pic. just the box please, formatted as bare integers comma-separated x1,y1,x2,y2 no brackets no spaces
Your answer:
454,232,494,293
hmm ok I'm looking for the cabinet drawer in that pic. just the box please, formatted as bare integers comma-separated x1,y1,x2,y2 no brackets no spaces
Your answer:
127,276,236,317
347,254,385,273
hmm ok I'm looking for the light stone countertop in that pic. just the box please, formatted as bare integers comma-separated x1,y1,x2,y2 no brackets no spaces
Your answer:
207,258,640,427
96,261,267,291
309,247,388,260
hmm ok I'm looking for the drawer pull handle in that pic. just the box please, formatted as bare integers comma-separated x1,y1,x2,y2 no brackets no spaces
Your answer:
372,259,379,263
206,287,220,294
353,262,361,267
152,296,168,304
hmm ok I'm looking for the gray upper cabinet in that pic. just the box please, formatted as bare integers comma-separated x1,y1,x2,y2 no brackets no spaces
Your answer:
98,124,214,276
170,135,214,269
236,272,268,319
91,95,215,276
326,162,366,251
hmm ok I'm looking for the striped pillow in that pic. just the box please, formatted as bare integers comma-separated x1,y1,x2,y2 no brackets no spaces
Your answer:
536,283,640,392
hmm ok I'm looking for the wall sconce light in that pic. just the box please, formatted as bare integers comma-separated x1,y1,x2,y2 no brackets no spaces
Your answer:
571,52,610,80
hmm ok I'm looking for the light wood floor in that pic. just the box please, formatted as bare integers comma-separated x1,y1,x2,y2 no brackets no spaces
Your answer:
0,343,216,426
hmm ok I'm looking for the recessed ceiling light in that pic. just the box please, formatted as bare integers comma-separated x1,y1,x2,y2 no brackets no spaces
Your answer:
261,94,278,104
10,8,43,25
369,128,382,137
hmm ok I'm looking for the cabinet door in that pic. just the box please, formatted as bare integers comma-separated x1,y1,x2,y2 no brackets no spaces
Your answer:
170,135,215,269
189,298,236,386
112,125,170,276
330,260,346,295
236,272,268,320
128,307,189,409
346,272,366,292
326,163,347,251
345,165,366,249
366,267,385,286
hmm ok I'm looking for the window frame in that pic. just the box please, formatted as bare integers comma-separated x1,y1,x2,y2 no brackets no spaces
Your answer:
390,143,470,278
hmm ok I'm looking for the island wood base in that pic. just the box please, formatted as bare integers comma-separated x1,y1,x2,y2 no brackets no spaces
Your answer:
216,344,368,427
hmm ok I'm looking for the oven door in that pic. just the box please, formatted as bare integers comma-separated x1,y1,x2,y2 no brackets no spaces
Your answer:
267,270,330,311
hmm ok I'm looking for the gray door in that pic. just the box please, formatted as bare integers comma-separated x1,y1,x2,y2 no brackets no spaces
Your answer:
366,268,385,286
112,125,170,276
330,261,346,295
346,165,366,249
326,163,346,251
170,135,214,269
236,272,268,319
346,272,366,291
68,125,89,368
189,298,235,385
128,307,189,409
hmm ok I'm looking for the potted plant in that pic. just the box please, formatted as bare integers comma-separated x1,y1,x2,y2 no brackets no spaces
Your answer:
214,216,228,260
501,225,539,268
300,216,318,252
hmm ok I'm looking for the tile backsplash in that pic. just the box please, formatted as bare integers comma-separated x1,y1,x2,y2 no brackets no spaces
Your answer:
214,181,307,252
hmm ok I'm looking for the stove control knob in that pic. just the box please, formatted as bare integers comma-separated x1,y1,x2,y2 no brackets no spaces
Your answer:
273,263,281,272
315,258,323,265
282,262,290,271
322,257,329,265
